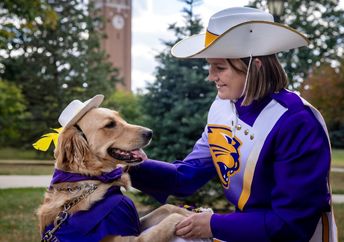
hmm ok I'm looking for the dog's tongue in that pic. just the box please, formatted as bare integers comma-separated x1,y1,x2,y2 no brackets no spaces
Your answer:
131,149,148,161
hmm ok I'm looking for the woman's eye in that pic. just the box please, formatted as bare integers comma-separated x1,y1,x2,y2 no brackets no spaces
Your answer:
217,66,226,71
105,121,116,128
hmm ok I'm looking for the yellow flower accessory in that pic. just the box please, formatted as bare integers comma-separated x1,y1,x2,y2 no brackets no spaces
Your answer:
33,127,63,151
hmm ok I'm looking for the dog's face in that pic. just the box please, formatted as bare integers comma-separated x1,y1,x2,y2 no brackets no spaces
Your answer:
79,108,152,162
54,107,152,175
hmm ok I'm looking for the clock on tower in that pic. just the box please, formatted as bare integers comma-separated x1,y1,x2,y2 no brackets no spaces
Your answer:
94,0,132,91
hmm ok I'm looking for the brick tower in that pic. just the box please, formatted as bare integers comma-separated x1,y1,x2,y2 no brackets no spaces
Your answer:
94,0,132,91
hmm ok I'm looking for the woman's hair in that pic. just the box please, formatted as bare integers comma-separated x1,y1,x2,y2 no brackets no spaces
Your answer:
227,54,288,106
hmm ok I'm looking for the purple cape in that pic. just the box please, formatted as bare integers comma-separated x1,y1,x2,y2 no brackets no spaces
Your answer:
43,168,140,242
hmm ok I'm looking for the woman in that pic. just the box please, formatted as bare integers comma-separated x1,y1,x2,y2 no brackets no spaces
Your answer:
130,7,337,242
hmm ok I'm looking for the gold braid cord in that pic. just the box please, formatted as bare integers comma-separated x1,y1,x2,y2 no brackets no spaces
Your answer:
41,183,98,242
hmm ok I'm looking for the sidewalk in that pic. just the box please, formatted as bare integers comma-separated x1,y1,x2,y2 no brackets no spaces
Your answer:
1,175,344,203
0,175,51,188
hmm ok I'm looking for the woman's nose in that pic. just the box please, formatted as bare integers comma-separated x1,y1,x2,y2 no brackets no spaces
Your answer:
207,71,218,82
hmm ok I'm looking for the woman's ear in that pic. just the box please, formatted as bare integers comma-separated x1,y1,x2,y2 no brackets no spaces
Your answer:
254,58,262,69
54,126,91,171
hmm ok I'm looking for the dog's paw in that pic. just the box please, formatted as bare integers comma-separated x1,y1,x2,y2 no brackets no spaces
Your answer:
163,213,185,227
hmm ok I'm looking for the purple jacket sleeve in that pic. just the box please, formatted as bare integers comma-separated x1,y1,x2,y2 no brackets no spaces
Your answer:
129,129,216,203
210,108,331,242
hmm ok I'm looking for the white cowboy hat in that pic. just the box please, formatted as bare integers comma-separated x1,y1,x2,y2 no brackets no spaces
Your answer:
58,94,104,128
171,7,309,59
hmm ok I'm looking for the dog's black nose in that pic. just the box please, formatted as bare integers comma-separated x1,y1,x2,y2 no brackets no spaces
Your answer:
142,130,153,140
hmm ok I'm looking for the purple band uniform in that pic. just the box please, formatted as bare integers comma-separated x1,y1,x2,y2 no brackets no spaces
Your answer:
129,89,336,242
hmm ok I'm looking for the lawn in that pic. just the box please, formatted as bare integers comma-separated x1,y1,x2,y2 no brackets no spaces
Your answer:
0,147,53,160
0,188,343,242
0,164,54,175
332,149,344,167
0,188,45,242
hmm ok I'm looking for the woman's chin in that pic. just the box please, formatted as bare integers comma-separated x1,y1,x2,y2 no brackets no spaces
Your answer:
217,90,240,100
217,92,235,100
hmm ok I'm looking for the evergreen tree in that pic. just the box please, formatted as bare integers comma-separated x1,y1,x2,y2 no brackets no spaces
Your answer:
0,0,119,147
143,0,214,161
0,80,29,146
141,0,227,208
103,91,143,125
249,0,344,89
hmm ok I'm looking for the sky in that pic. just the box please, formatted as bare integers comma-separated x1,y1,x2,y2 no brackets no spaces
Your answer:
131,0,249,92
131,0,344,92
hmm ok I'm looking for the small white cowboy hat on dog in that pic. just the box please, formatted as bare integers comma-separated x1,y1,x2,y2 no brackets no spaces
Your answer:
58,94,104,128
171,7,309,59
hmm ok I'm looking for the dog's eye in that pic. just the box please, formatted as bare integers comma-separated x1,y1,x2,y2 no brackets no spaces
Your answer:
105,121,116,128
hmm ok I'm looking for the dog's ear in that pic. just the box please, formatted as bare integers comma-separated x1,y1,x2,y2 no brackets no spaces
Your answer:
54,126,91,171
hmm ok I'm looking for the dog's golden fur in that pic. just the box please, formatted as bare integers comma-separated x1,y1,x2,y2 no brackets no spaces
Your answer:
37,107,192,242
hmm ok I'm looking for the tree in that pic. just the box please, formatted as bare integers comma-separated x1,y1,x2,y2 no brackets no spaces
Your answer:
140,0,226,208
248,0,344,147
143,0,214,161
0,80,29,146
0,0,58,49
300,61,344,147
0,0,120,147
103,91,144,125
249,0,344,89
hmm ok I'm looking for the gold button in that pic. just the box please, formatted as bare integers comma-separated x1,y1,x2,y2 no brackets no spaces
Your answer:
244,129,249,135
236,124,242,130
250,134,254,140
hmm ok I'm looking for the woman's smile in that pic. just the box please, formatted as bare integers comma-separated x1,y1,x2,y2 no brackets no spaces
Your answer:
215,83,226,89
207,58,246,100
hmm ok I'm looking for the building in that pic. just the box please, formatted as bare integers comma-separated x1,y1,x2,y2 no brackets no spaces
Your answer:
94,0,132,91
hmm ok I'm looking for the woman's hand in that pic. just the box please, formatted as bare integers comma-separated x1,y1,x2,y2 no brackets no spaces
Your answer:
175,212,213,239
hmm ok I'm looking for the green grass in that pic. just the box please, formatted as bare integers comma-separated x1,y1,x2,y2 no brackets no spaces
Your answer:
0,188,45,242
0,164,54,175
335,204,344,241
332,149,344,167
0,147,53,160
0,188,342,242
331,172,344,194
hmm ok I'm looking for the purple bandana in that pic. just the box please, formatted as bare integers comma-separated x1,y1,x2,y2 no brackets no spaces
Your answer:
50,167,123,188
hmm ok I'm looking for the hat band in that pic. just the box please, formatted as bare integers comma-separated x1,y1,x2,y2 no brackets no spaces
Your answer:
205,30,219,47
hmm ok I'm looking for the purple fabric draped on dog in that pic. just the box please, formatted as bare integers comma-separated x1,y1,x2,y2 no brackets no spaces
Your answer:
49,167,123,187
43,186,141,241
44,167,141,241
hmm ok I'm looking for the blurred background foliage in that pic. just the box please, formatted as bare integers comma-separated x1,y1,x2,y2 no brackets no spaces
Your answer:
0,0,343,207
0,0,120,148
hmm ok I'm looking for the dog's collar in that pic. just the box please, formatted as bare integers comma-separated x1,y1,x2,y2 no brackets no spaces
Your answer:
49,167,123,188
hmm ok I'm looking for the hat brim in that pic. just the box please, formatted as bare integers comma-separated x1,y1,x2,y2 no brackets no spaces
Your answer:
171,21,309,59
63,94,104,128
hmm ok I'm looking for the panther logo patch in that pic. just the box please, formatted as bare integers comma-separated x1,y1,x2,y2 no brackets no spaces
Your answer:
208,125,242,189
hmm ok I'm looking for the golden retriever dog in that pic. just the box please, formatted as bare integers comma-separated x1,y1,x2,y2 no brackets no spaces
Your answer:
37,107,192,242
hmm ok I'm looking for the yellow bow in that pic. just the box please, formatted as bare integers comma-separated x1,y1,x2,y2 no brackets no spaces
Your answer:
32,127,63,152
